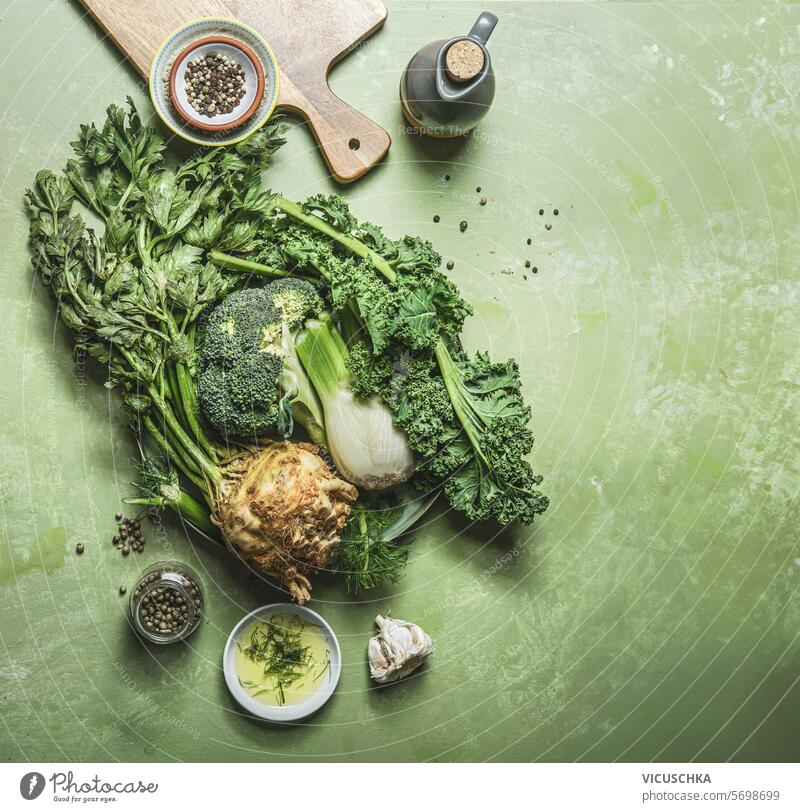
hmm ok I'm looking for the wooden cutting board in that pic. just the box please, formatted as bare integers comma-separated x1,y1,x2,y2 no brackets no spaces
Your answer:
78,0,391,182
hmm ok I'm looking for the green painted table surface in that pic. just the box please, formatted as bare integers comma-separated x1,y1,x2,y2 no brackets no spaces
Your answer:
1,1,798,763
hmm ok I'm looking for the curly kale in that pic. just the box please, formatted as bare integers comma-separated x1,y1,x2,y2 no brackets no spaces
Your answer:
236,195,472,354
347,337,548,525
432,347,547,525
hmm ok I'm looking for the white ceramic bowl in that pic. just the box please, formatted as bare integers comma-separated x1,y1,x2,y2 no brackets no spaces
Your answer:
170,38,263,131
223,603,341,722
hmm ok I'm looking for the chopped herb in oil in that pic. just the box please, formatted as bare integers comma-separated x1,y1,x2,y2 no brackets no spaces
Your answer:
236,614,329,706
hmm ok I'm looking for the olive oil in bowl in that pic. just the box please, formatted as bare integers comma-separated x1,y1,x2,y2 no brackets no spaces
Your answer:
235,613,332,707
224,603,342,721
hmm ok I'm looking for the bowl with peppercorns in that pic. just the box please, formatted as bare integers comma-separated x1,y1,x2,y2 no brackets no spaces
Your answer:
149,18,280,147
170,37,264,131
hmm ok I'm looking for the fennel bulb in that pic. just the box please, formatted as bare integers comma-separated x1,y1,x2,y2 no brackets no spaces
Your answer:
295,316,415,489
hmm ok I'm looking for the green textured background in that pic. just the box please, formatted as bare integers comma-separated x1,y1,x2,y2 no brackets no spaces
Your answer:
1,1,798,762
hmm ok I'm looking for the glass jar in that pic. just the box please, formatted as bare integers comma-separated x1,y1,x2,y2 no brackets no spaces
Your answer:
129,560,203,644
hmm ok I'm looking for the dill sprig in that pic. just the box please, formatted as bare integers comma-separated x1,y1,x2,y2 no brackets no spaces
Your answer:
238,615,320,706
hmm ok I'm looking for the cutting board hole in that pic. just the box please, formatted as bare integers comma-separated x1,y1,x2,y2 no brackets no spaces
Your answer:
348,138,360,151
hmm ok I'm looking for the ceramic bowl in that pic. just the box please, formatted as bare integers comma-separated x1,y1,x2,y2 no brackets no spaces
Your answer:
169,36,265,131
149,17,280,147
223,603,342,723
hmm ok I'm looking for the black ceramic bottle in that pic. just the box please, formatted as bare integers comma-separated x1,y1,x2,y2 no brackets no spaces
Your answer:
400,11,498,137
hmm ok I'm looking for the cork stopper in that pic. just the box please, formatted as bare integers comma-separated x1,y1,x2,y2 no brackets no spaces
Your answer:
444,39,485,83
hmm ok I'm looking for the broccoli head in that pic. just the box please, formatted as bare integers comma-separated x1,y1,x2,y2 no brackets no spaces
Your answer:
197,280,324,441
267,277,323,329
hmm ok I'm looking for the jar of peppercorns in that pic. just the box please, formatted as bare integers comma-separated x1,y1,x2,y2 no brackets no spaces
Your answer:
129,561,203,644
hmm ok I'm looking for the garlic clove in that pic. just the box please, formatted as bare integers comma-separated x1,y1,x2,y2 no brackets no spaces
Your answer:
368,615,434,684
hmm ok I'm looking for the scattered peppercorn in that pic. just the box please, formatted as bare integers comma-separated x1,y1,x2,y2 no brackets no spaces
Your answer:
476,186,481,193
538,208,544,216
111,512,147,555
444,174,450,181
526,238,532,245
545,223,552,231
75,543,84,555
119,585,127,595
479,197,487,206
525,260,531,268
446,260,454,270
433,215,440,223
533,266,539,273
459,221,468,232
553,208,559,216
184,52,246,118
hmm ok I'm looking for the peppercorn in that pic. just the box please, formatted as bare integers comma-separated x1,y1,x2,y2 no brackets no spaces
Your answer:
446,260,454,270
119,586,127,595
75,543,84,555
184,53,247,118
134,574,200,639
433,215,440,223
459,221,468,232
115,511,122,521
479,197,487,206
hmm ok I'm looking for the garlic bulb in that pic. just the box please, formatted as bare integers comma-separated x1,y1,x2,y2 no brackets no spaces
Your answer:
368,615,434,684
